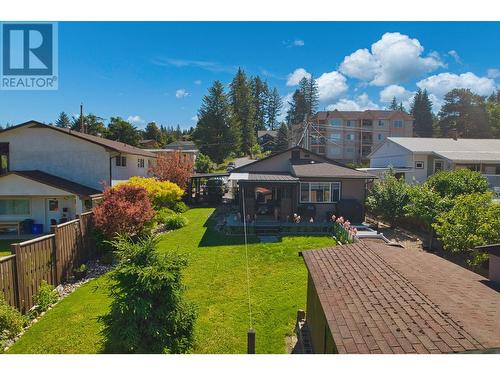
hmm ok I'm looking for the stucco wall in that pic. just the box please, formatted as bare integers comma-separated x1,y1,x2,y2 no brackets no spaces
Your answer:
111,154,154,184
1,127,110,190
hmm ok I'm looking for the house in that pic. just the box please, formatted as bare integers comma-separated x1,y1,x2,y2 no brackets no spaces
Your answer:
147,140,199,167
301,241,500,354
365,137,500,196
257,130,277,152
138,139,160,149
293,110,413,163
0,120,156,233
228,146,375,224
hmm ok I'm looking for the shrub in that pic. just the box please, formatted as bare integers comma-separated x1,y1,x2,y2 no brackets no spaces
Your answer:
163,215,188,230
172,201,189,213
100,251,116,265
433,193,500,265
93,184,155,239
118,176,184,209
195,153,215,173
426,169,489,198
155,207,176,223
30,281,58,318
366,171,409,227
0,296,25,347
101,235,197,353
150,151,193,190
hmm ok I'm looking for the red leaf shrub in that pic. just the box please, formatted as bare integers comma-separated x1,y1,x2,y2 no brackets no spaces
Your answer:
93,184,155,238
149,151,193,190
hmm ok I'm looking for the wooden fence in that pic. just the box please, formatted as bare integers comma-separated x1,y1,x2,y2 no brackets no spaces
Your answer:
0,212,96,313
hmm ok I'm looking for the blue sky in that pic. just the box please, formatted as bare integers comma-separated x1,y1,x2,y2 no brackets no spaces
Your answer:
1,22,499,129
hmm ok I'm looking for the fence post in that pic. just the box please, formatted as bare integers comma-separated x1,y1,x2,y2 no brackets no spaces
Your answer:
52,225,62,284
12,243,24,313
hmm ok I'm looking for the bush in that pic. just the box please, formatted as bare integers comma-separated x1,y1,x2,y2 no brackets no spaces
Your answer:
100,251,117,265
172,201,189,213
366,171,409,227
433,193,500,263
101,235,197,353
154,207,176,223
93,184,155,239
30,281,58,318
118,176,184,209
426,169,489,198
195,153,215,173
0,296,25,347
163,215,188,230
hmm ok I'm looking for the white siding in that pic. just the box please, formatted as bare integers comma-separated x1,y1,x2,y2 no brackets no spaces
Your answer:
369,141,412,169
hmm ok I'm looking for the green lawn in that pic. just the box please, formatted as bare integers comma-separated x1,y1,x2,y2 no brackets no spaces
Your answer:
8,208,335,354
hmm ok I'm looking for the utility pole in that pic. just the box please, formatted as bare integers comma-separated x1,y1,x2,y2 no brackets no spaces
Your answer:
80,103,84,133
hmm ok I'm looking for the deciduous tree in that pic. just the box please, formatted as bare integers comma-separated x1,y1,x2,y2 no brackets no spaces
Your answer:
150,151,193,190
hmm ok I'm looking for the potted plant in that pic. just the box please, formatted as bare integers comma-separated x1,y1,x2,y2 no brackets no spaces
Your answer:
73,264,87,280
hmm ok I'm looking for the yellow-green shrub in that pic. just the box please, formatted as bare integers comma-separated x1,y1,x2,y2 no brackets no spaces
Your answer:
117,177,184,209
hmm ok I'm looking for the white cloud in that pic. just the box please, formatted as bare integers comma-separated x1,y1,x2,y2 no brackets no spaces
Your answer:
316,71,349,101
293,39,305,47
175,89,189,98
326,93,379,111
191,115,198,122
194,80,202,85
379,84,415,109
417,72,497,111
487,68,500,79
448,50,462,64
340,32,444,86
127,115,144,124
286,68,311,86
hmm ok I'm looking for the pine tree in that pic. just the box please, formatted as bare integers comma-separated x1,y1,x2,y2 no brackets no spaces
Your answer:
298,77,319,118
229,68,256,155
70,114,107,136
437,88,491,138
144,122,162,145
106,117,141,146
55,112,71,128
193,81,238,163
250,76,269,132
266,87,283,130
286,89,307,125
389,97,399,111
410,89,434,137
275,122,290,151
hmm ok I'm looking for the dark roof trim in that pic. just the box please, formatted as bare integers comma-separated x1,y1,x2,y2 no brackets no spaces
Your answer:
0,120,156,158
5,170,102,197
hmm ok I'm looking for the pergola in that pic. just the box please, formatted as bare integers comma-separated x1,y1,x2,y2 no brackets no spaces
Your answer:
188,172,229,203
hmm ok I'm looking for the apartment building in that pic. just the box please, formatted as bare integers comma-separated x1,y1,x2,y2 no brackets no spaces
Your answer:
294,110,413,163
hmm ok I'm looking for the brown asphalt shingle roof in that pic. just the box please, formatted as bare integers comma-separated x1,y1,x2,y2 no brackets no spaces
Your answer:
302,242,500,354
9,170,102,197
291,160,372,179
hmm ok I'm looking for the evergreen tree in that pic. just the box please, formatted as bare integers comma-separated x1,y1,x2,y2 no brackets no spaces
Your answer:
275,122,290,151
266,87,283,130
143,122,162,146
193,81,238,163
251,76,269,132
437,88,491,138
55,112,71,128
229,68,256,155
486,90,500,138
71,114,107,136
389,97,399,111
286,89,307,125
410,89,434,137
106,117,141,146
300,76,319,116
398,102,405,112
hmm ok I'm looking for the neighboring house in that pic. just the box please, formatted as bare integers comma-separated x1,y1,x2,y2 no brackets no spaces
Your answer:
301,241,500,354
257,130,277,152
293,110,413,163
138,139,160,149
147,140,199,167
228,146,375,224
0,120,156,233
365,137,500,196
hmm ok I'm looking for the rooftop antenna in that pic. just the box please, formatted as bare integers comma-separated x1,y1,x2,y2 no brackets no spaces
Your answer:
80,103,85,133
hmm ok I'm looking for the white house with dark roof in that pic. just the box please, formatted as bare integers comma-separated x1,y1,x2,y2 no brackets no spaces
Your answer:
365,137,500,197
0,120,156,234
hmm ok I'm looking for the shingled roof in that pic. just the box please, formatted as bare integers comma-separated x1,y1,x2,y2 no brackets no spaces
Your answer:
302,241,500,354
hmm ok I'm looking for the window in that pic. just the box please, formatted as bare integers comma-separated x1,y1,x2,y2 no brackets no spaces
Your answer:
346,147,355,153
0,143,8,175
433,159,444,173
378,120,385,127
346,133,355,141
138,158,145,168
346,120,356,127
415,161,424,169
377,134,384,141
330,146,342,156
329,119,342,127
329,133,341,142
299,182,341,203
0,199,30,215
393,120,403,128
116,156,127,167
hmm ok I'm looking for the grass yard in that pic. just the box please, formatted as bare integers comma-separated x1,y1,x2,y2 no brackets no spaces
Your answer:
8,208,335,354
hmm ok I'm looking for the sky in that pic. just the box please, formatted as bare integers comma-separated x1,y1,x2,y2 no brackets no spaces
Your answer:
1,22,499,129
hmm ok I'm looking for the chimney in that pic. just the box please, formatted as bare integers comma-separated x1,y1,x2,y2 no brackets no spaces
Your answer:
476,244,500,283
